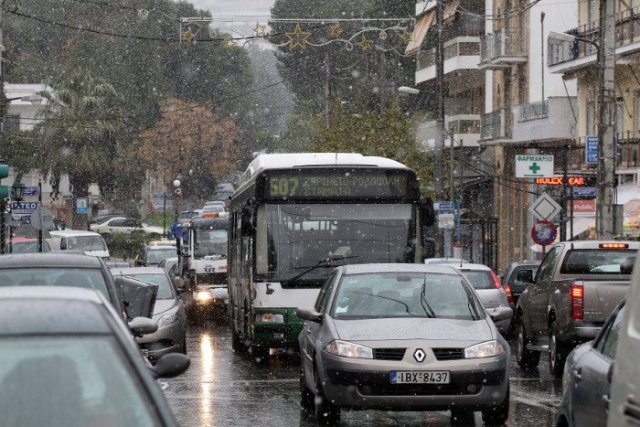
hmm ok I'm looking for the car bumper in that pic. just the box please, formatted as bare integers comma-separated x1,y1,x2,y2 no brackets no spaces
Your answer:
136,319,186,360
317,351,509,410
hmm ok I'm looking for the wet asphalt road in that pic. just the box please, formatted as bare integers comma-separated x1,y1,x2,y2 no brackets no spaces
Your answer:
164,323,562,427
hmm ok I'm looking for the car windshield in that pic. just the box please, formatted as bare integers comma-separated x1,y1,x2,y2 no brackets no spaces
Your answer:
0,337,158,426
457,270,496,290
124,273,174,299
331,272,482,320
260,204,415,284
65,236,108,252
0,268,109,299
145,248,175,265
561,249,637,274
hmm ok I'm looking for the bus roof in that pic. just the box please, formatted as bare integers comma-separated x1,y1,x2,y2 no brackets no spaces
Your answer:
237,153,409,190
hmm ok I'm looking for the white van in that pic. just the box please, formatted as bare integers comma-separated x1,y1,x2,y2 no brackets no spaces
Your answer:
609,255,640,426
47,230,110,259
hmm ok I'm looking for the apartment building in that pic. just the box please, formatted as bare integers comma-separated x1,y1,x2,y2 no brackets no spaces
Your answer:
409,0,500,268
479,0,578,270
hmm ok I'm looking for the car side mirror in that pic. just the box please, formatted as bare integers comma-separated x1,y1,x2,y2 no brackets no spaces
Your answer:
128,317,158,337
608,363,615,383
296,308,323,323
149,353,190,379
487,306,513,323
516,270,534,284
172,276,185,290
134,259,143,267
621,257,635,274
60,239,67,250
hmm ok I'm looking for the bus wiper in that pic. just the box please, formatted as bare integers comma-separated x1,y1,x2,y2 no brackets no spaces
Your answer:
284,255,360,284
420,278,436,318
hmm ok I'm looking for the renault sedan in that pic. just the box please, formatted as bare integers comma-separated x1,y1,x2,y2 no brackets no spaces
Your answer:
297,264,511,425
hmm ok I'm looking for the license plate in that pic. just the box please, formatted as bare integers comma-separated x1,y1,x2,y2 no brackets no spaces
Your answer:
390,371,450,384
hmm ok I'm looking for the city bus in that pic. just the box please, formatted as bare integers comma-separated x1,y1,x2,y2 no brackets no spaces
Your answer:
227,153,434,359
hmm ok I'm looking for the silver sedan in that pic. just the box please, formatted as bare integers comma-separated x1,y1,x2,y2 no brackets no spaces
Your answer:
297,263,511,425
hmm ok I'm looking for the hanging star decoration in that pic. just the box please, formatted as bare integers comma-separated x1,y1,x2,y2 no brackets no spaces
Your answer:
400,30,413,43
286,23,311,50
223,35,237,49
181,28,196,43
357,34,374,51
253,22,268,37
329,23,343,39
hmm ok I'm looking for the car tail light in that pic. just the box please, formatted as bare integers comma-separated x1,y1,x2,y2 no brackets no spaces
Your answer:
490,271,501,289
503,283,514,304
571,284,584,320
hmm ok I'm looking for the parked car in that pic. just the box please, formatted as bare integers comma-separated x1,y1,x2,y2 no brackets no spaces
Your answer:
87,213,121,227
90,217,163,238
199,205,226,216
424,257,469,265
556,299,625,427
515,241,638,377
297,263,511,425
0,253,157,323
501,261,540,305
441,262,513,335
111,267,187,358
0,286,189,427
609,253,640,426
136,245,177,267
47,229,110,259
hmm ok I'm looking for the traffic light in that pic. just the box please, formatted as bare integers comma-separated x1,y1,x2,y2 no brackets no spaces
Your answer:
0,164,9,199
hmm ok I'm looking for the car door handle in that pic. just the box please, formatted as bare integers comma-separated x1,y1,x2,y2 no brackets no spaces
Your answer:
624,395,640,421
573,368,582,382
603,394,610,412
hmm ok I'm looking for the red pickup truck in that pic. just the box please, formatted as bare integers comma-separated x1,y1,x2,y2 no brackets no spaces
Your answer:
514,241,638,377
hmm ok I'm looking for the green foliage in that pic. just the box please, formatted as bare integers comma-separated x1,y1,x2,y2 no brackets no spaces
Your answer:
105,231,153,260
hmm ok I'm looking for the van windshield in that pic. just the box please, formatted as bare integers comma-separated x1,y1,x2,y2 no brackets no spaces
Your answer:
66,236,108,252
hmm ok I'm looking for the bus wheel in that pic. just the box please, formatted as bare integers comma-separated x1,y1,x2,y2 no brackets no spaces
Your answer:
251,345,269,364
231,328,244,352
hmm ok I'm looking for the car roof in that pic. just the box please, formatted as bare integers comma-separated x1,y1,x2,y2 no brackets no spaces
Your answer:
144,245,175,250
554,240,640,249
49,229,103,238
0,287,112,335
440,262,492,272
339,263,459,275
111,267,166,275
508,261,541,269
0,253,104,269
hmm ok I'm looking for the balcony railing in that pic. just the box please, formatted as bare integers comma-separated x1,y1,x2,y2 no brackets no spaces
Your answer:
566,134,640,170
519,100,549,122
417,38,481,71
549,6,640,67
479,29,527,68
480,109,512,140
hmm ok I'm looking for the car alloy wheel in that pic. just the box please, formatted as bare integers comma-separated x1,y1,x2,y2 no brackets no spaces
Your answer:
482,385,509,424
516,321,540,370
299,367,314,413
314,369,340,425
548,319,566,378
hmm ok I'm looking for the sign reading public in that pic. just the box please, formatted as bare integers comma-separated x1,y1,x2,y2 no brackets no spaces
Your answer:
515,155,554,178
260,169,418,200
531,220,558,246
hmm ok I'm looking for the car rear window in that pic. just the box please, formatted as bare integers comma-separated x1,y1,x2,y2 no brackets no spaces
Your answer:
459,270,495,290
561,249,637,274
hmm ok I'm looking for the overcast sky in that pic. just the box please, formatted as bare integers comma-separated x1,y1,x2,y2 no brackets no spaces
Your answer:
189,0,276,36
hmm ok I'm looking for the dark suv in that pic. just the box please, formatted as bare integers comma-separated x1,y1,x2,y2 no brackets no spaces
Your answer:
501,261,540,305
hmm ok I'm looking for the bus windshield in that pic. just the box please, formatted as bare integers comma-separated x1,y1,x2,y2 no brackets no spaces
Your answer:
261,204,415,283
194,228,228,258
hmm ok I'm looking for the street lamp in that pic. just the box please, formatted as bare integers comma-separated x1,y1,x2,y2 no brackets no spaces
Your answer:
397,86,420,95
11,179,25,201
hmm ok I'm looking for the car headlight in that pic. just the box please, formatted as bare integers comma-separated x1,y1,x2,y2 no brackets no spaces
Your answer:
325,340,373,359
157,312,178,328
195,290,212,301
464,340,505,359
255,312,284,323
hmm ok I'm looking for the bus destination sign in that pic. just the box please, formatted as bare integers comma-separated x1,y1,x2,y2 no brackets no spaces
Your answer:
263,170,415,200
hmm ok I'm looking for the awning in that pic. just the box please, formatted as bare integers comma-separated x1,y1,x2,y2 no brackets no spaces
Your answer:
444,0,460,21
529,217,595,253
405,11,434,55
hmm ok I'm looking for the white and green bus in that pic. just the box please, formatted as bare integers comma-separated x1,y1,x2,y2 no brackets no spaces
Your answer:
228,153,434,358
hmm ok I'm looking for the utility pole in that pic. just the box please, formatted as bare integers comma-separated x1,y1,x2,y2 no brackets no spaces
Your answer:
324,52,330,129
596,0,616,239
434,0,445,256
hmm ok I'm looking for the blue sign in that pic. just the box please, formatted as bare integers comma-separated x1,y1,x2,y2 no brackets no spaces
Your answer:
11,201,38,212
585,136,598,165
435,201,458,212
23,186,39,197
569,187,597,199
76,197,88,215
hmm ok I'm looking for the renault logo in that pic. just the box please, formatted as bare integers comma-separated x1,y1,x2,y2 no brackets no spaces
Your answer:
413,348,426,363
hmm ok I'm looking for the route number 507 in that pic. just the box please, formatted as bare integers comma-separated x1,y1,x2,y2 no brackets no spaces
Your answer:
270,178,299,196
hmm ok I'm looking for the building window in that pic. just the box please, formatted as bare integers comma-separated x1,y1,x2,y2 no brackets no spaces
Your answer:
588,0,597,27
616,98,624,137
2,115,19,133
587,100,596,136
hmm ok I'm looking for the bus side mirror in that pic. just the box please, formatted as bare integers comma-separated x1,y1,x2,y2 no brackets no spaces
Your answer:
241,209,254,236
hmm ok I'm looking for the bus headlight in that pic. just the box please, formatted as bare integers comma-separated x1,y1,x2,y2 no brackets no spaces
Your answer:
255,312,284,323
195,290,212,301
